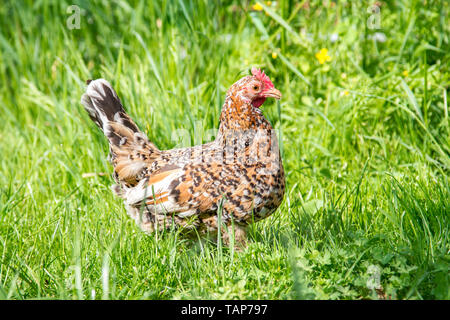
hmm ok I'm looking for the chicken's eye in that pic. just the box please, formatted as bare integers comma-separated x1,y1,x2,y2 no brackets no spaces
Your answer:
253,85,259,91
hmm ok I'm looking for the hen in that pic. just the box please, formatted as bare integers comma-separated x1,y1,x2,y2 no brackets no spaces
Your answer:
81,68,285,247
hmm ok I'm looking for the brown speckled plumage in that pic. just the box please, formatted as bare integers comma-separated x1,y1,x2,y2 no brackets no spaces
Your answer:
81,69,285,246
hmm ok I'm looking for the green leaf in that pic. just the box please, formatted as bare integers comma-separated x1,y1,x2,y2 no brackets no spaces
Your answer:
400,79,423,122
301,199,324,216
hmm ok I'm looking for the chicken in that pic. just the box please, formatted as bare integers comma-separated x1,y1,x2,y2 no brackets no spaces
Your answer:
81,67,285,247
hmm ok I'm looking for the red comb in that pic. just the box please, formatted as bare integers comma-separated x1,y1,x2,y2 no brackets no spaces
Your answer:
251,67,274,89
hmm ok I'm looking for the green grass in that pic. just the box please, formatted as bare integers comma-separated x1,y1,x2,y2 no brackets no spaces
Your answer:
0,0,449,300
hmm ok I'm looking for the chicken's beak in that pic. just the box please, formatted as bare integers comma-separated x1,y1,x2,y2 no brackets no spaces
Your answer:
262,88,282,99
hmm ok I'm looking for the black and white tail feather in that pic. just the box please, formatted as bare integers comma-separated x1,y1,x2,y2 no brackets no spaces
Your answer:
81,79,140,142
81,79,160,191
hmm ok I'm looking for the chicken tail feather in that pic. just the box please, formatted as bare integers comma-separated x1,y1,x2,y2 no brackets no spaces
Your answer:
81,79,140,136
81,79,160,185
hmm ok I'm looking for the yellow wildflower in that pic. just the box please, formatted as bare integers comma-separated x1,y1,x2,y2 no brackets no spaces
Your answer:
315,48,332,64
271,51,278,59
343,90,349,96
402,70,409,77
265,1,272,5
252,3,263,11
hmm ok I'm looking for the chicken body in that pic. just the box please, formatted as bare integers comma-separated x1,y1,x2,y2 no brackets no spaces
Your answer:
81,69,285,245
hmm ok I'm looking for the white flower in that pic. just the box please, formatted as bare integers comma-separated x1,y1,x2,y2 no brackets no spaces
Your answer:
372,32,386,43
330,33,339,43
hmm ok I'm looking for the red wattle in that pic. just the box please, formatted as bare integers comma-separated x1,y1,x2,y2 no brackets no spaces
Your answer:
251,97,266,108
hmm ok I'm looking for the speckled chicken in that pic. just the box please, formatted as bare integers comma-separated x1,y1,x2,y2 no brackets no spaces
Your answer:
81,68,285,246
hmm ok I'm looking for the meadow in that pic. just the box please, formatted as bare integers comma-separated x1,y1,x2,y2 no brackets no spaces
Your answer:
0,0,448,299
